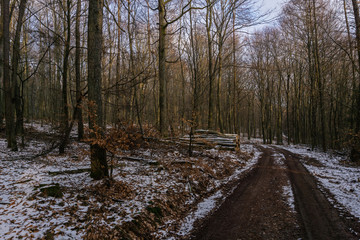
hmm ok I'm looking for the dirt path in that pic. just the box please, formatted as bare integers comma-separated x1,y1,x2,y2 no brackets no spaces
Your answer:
191,146,360,240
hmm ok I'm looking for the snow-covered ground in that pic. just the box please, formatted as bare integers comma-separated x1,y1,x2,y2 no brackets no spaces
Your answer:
0,141,92,238
279,145,360,220
0,124,261,239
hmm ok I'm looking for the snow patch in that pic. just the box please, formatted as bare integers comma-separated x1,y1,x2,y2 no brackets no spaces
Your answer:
176,190,223,236
282,180,296,212
272,152,286,168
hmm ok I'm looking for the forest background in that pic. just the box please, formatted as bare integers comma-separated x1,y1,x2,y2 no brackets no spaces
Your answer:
1,0,360,178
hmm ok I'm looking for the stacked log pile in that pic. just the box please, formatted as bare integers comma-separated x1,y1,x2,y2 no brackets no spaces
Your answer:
179,129,239,150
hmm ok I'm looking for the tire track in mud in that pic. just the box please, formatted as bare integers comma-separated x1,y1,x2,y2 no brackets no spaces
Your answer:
276,147,359,240
191,146,359,240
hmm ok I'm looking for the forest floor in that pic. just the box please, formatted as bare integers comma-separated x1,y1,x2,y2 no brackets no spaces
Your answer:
0,123,260,239
0,123,360,239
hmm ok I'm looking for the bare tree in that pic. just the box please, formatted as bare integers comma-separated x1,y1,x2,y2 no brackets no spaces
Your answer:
88,0,108,179
12,0,27,148
75,0,84,140
2,0,17,150
350,0,360,161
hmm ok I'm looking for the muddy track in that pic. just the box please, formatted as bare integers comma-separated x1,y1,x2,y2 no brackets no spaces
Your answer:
191,146,359,240
277,147,360,239
191,146,300,239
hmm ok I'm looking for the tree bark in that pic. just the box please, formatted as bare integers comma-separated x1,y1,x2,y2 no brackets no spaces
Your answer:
0,6,3,127
59,0,71,154
206,0,214,130
189,6,199,128
344,0,357,130
306,1,317,150
12,0,27,148
61,0,71,137
311,0,326,151
2,0,17,150
351,0,360,161
158,0,167,135
217,37,223,133
88,0,108,179
232,13,238,134
115,0,122,123
75,0,84,140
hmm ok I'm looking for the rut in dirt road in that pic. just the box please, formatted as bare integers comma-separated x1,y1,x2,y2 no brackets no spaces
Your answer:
192,146,301,240
191,146,359,240
277,147,360,240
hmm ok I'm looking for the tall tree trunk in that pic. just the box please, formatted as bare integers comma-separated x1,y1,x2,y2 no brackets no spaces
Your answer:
232,13,238,134
351,0,360,161
158,0,167,135
115,0,122,123
189,6,198,128
217,37,223,133
62,0,71,134
104,14,113,127
276,74,283,145
260,96,266,144
12,0,27,148
247,95,251,140
206,0,214,130
23,25,29,125
0,6,3,127
53,9,62,124
178,18,186,134
75,0,84,140
307,1,317,149
312,0,326,151
2,0,17,150
344,0,357,130
59,0,72,154
286,73,291,144
88,0,108,179
127,0,143,135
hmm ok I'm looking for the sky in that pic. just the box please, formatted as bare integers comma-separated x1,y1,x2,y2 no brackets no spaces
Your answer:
261,0,284,18
248,0,285,31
